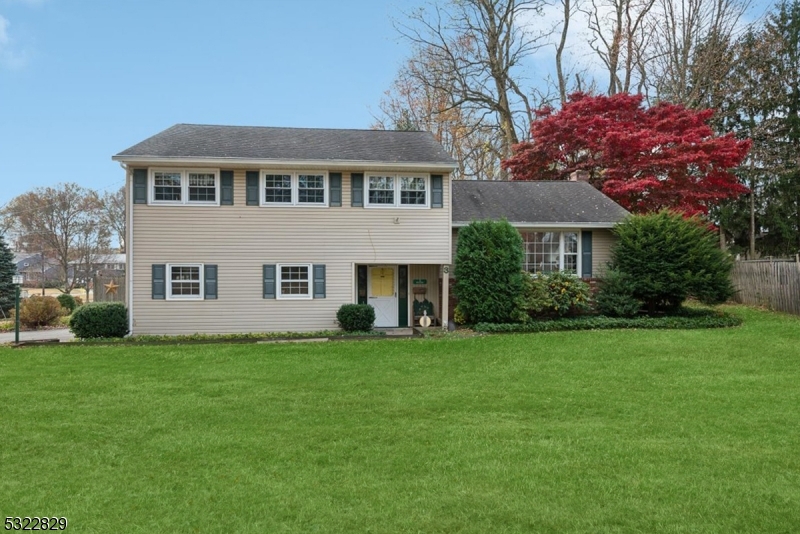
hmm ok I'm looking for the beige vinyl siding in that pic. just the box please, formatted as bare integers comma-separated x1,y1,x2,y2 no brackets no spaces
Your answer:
591,229,615,276
131,169,450,335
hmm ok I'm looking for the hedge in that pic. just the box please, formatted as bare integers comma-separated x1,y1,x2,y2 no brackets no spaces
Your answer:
474,311,742,333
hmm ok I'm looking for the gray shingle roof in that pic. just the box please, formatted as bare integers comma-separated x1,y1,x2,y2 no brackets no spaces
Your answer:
114,124,456,166
452,180,629,226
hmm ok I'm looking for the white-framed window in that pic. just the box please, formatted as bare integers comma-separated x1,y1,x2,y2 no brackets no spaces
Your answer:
277,263,312,299
521,231,580,274
150,169,220,205
261,171,328,206
167,263,203,300
365,173,429,208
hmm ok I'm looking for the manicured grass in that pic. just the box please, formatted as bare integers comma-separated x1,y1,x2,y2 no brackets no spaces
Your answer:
1,306,799,533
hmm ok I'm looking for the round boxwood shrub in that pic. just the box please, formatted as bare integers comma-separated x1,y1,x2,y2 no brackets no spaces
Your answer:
336,303,376,332
454,219,525,324
56,293,78,314
611,211,735,314
69,302,128,339
19,295,62,328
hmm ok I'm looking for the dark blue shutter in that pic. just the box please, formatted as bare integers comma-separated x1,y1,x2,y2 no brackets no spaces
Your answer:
152,264,166,299
351,173,364,207
329,173,342,207
313,264,326,298
581,231,593,278
263,264,276,299
431,174,443,208
246,171,259,206
220,171,234,205
204,264,218,299
133,169,148,204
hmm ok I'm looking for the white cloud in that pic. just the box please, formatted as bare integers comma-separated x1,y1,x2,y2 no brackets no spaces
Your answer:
0,14,27,69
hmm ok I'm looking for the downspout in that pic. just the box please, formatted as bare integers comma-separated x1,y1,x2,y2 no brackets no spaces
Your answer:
120,162,133,336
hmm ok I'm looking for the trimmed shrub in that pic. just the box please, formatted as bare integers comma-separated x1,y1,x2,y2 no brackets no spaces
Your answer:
595,269,641,318
522,271,592,318
474,309,742,333
69,302,128,339
19,295,62,328
453,305,467,325
611,211,735,314
73,296,84,306
454,219,525,324
56,293,78,314
336,304,375,332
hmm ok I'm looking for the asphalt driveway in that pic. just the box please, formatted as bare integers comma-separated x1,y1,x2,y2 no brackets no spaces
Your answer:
0,329,74,344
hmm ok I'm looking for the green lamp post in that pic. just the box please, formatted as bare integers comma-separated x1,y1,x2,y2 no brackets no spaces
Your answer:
12,275,22,345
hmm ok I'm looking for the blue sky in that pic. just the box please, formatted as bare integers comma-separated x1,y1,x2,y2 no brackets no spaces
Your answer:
0,0,415,207
0,0,777,209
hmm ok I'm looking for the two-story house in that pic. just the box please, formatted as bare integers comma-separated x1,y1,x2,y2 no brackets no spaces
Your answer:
113,124,456,335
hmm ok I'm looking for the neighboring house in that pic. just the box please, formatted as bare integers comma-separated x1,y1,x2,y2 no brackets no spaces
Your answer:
113,124,456,335
68,253,126,283
13,253,61,286
451,178,629,282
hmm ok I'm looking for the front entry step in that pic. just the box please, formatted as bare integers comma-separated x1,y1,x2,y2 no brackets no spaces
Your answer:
374,327,414,336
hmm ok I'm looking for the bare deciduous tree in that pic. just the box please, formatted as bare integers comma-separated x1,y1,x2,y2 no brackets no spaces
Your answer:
101,186,126,252
394,0,552,165
582,0,657,95
649,0,750,107
372,45,504,179
0,183,108,292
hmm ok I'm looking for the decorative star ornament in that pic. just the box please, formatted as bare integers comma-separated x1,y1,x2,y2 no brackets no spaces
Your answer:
104,281,119,295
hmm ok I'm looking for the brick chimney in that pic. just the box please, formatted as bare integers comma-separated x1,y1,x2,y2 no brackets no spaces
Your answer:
569,170,591,182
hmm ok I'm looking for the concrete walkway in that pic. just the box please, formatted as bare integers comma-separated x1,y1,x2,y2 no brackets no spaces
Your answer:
0,328,74,344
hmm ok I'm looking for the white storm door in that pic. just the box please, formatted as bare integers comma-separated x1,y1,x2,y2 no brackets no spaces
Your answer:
369,266,397,327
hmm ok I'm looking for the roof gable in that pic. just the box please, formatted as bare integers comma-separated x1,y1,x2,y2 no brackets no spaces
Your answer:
452,180,629,226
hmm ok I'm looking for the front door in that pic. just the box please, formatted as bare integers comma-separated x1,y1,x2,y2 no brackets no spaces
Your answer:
369,266,397,327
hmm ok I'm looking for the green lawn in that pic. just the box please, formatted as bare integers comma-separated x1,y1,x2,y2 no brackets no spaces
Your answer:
1,306,799,533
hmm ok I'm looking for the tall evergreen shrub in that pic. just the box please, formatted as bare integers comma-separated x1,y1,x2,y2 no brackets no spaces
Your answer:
611,211,735,313
454,219,524,323
0,235,16,316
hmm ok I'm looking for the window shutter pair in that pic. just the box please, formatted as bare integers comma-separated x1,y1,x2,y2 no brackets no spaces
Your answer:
135,169,234,205
262,264,326,299
350,173,443,207
151,264,218,299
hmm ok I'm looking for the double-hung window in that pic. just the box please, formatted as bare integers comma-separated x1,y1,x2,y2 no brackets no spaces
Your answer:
262,171,327,206
150,169,220,205
168,264,203,299
278,264,311,299
521,231,580,274
365,174,428,207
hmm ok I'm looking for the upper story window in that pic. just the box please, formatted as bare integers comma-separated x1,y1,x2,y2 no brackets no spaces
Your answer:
262,171,327,206
150,169,219,205
366,174,428,208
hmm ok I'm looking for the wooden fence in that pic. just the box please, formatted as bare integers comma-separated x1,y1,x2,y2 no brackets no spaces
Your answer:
731,258,800,315
93,273,126,303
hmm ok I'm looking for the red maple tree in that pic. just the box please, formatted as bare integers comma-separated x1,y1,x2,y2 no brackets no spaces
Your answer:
503,92,751,215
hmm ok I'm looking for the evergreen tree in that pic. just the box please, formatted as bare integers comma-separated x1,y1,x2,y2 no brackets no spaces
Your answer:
0,234,17,316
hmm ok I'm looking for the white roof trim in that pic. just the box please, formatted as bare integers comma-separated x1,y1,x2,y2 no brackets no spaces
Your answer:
111,155,457,172
452,221,619,229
